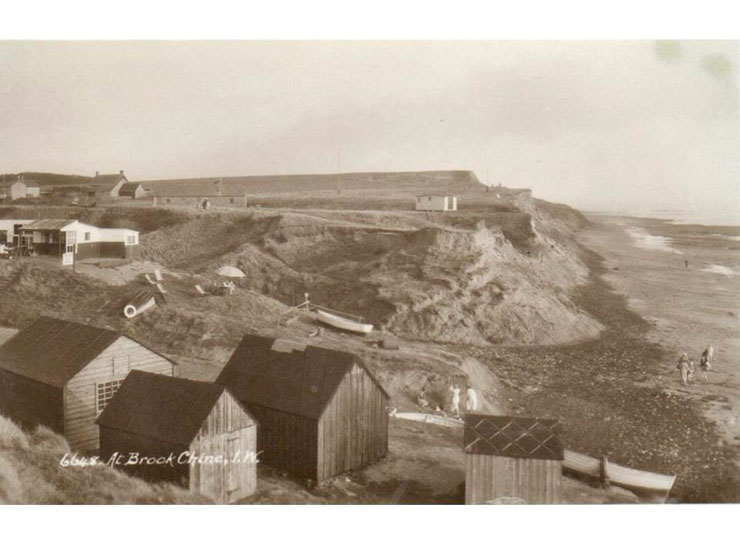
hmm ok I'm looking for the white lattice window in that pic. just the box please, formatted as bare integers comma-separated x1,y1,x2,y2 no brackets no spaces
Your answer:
96,379,125,413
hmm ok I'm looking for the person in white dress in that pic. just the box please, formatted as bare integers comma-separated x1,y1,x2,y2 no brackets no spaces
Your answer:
466,385,478,412
449,383,461,417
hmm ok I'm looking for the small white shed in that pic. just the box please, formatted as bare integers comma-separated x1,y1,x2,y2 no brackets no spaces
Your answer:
415,194,457,212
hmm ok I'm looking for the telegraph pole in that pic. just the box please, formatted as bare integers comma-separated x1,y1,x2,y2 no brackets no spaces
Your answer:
337,149,341,196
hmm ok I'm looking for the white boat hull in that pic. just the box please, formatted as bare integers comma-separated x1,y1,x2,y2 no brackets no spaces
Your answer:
563,449,676,495
315,309,373,334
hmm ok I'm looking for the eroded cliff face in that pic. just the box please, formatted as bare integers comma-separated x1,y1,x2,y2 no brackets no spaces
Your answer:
369,219,603,345
135,197,602,348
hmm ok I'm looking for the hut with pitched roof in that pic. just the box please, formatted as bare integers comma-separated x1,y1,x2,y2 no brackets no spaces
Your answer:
0,316,175,451
463,414,564,504
216,334,390,483
98,371,258,503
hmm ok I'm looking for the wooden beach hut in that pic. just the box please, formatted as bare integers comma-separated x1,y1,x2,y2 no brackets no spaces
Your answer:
464,414,564,504
98,371,257,503
0,316,175,451
216,334,390,483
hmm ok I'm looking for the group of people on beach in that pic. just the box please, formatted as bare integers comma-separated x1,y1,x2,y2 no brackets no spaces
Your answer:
677,346,714,385
416,381,478,419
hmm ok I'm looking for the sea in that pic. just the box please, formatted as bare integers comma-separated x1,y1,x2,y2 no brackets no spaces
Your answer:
589,207,740,227
587,208,740,277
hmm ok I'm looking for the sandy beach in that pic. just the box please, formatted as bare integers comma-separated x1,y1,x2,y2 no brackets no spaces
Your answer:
579,214,740,500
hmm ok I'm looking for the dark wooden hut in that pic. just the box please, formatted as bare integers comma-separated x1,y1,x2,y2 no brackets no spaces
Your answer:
0,316,175,451
97,371,257,503
216,334,390,483
464,414,563,504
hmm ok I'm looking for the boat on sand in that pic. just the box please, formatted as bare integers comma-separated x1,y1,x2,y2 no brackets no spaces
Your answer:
563,449,676,499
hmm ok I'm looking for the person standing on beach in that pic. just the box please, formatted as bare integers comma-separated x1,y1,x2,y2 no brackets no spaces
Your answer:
700,349,711,380
677,353,691,385
685,259,689,269
449,383,461,417
466,384,478,413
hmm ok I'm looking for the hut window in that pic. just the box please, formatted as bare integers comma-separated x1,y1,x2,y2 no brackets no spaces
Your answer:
84,232,91,241
126,235,137,245
96,379,125,413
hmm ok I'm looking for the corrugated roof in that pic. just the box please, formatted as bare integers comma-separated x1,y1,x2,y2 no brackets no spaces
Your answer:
97,371,252,445
463,414,564,461
0,316,121,387
19,219,77,231
216,334,389,420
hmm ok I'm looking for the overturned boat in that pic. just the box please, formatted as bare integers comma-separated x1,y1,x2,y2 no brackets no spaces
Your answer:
563,449,676,500
315,309,374,334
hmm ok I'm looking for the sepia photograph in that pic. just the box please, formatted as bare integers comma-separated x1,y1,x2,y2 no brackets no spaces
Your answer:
0,2,738,551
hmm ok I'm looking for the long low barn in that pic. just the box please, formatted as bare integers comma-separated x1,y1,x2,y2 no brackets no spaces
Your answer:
0,219,140,259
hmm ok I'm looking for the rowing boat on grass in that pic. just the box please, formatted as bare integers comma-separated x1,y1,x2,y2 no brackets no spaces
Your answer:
563,449,676,498
315,309,374,334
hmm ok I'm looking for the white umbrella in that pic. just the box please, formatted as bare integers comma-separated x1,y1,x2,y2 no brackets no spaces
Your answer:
216,265,246,278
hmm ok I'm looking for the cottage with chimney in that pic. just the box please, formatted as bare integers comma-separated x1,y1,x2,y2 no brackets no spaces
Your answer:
91,170,129,197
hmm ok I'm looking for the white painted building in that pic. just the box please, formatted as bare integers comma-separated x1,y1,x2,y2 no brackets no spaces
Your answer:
0,219,139,259
415,194,458,211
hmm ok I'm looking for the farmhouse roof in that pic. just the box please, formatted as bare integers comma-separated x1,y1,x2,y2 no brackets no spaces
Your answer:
463,414,564,461
91,172,126,193
0,316,122,387
91,173,124,185
416,193,455,199
97,371,251,445
216,333,389,420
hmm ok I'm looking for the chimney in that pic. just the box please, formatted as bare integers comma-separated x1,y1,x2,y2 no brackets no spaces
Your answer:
119,170,124,175
95,171,99,177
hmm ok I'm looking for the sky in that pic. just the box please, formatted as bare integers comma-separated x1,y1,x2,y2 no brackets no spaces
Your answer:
0,40,738,219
